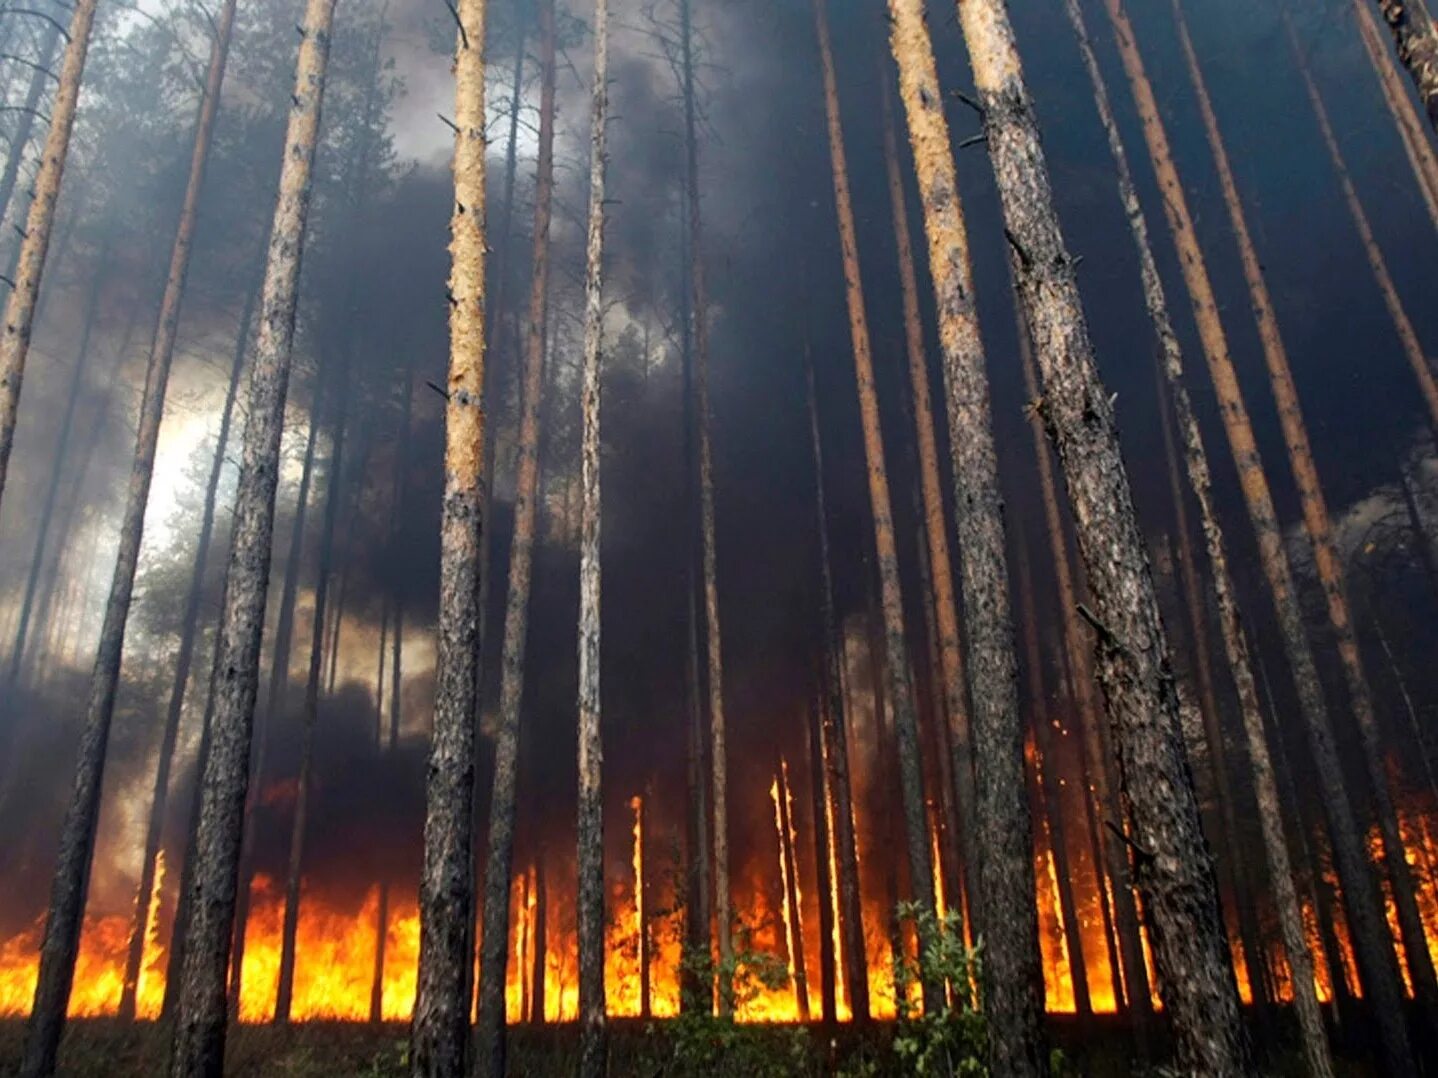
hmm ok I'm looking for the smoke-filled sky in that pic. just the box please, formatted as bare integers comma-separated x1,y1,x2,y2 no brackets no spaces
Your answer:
0,0,1435,986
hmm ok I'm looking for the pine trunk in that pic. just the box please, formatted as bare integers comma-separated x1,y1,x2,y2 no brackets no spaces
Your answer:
475,0,554,1069
1173,0,1438,1012
814,0,939,1011
409,0,488,1072
1374,0,1438,127
1101,0,1410,1069
776,759,810,1019
22,0,237,1064
0,0,99,514
956,0,1248,1070
576,2,609,1070
166,0,336,1070
807,680,838,1023
0,16,62,272
803,352,869,1020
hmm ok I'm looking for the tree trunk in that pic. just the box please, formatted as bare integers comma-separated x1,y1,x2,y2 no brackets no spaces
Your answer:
1374,0,1438,128
813,0,938,1012
6,247,109,686
1172,0,1438,1013
121,268,256,1023
1100,0,1411,1069
776,758,810,1019
475,1,553,1069
23,0,238,1063
803,349,868,1021
878,62,980,932
576,2,609,1069
370,605,390,1026
883,0,1044,1046
1015,535,1090,1017
1156,367,1271,1014
1289,14,1438,434
166,0,337,1069
0,15,62,271
531,859,547,1022
0,0,99,516
956,0,1248,1070
637,792,651,1019
807,678,837,1023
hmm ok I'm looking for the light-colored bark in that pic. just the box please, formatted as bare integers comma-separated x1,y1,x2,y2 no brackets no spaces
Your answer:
21,0,238,1066
814,0,939,1011
878,64,981,934
410,0,488,1073
1353,0,1438,229
1101,0,1411,1069
1172,0,1438,1011
576,1,609,1071
955,0,1246,1070
167,0,337,1071
0,0,100,518
1375,0,1438,129
475,0,553,1068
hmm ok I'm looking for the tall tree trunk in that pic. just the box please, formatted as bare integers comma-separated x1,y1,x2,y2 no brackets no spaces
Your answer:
120,269,256,1023
813,0,939,1011
0,0,99,516
575,1,608,1069
228,389,321,1012
0,15,61,269
166,0,337,1069
1353,0,1438,228
475,0,554,1069
776,758,811,1019
807,677,837,1023
883,1,1044,1048
955,0,1248,1070
1099,0,1410,1069
370,605,390,1025
878,63,979,932
530,858,547,1022
1156,367,1271,1014
1373,0,1438,128
676,0,733,998
22,0,238,1064
6,247,109,686
1287,14,1438,435
1018,306,1150,1031
1015,534,1090,1017
1172,0,1438,1013
803,350,868,1021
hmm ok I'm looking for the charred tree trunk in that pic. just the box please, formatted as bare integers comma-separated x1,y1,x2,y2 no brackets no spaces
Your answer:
1172,0,1438,1013
0,0,100,515
1374,0,1438,128
803,350,869,1021
576,2,609,1070
878,62,980,932
120,269,256,1023
1100,0,1409,1069
956,0,1248,1070
23,0,239,1063
409,0,488,1073
776,759,810,1019
807,678,837,1023
813,0,939,1011
884,1,1045,1049
167,0,337,1070
370,605,390,1025
475,0,554,1069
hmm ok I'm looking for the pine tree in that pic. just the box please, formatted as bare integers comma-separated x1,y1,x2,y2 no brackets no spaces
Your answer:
166,0,339,1069
953,0,1247,1070
1373,0,1438,128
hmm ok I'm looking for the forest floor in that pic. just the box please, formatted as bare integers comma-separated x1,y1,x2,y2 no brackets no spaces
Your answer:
0,1015,1381,1076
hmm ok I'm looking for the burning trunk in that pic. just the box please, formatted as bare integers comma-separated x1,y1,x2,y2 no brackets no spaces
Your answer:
803,350,869,1020
476,0,554,1069
1373,0,1438,129
1100,0,1413,1069
807,680,837,1023
955,0,1247,1070
1172,0,1438,1012
576,2,609,1069
167,0,336,1070
0,0,99,516
813,0,939,1011
878,56,980,932
409,0,488,1072
774,760,810,1020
